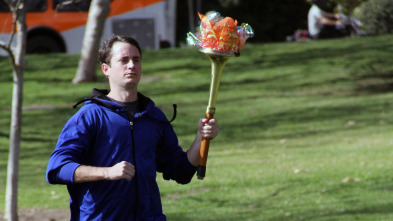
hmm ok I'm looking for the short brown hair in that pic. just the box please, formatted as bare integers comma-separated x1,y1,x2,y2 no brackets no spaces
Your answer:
99,35,142,65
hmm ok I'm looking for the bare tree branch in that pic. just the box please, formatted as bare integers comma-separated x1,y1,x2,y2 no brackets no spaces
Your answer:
0,43,16,68
0,0,22,68
55,0,84,12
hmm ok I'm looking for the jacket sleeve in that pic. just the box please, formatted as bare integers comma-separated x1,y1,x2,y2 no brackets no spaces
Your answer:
157,123,197,184
156,123,197,184
46,109,94,184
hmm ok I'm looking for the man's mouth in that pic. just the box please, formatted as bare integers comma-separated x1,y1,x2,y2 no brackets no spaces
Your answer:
125,72,136,77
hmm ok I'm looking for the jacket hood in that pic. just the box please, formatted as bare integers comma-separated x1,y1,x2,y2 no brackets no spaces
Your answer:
73,88,176,122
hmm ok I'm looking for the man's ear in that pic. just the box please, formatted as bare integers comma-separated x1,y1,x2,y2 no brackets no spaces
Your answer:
102,63,109,77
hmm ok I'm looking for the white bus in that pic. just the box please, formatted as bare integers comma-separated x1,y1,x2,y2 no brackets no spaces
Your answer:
0,0,176,55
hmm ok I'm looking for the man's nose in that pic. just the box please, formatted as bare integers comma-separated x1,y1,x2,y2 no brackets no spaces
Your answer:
127,60,135,68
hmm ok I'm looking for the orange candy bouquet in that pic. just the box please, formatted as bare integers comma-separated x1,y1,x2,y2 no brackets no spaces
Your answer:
187,11,254,53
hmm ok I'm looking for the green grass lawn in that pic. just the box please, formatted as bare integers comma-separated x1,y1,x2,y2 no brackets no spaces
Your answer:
1,34,393,220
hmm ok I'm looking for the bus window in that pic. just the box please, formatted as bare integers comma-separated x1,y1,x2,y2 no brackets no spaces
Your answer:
0,0,9,12
0,0,47,12
27,0,47,12
53,0,91,12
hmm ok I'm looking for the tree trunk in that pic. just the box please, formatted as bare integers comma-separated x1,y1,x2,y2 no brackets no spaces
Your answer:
5,65,23,221
73,0,111,83
166,0,177,47
4,0,27,220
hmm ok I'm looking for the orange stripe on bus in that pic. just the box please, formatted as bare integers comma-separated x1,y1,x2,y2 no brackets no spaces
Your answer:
0,0,163,34
109,0,162,17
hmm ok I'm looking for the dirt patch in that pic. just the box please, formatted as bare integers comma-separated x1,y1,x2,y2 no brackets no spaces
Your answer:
0,208,69,221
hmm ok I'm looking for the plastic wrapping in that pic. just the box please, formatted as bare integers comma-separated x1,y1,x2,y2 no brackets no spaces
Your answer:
187,11,254,53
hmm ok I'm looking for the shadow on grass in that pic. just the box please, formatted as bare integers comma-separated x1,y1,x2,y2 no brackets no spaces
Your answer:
0,131,9,138
17,108,76,161
353,69,393,95
150,40,393,100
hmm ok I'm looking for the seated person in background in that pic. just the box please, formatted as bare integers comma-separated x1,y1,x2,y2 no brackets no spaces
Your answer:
308,0,344,39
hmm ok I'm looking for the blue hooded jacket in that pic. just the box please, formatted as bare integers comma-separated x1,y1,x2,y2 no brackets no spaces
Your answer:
46,89,197,221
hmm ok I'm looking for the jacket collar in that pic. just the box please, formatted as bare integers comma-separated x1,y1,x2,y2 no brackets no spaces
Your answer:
73,88,151,113
73,88,176,122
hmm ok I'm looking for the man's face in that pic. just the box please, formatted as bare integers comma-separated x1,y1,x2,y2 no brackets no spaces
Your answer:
102,42,142,88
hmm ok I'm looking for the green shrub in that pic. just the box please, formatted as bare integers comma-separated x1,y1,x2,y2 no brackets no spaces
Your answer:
356,0,393,34
332,0,365,15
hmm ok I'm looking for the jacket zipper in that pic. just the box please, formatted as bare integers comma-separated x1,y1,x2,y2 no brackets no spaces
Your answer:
129,119,138,221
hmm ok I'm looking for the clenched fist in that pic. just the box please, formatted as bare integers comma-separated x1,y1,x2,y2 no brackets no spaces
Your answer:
104,161,135,181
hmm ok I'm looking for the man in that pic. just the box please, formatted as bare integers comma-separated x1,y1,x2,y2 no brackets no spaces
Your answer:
308,0,344,39
46,35,219,220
